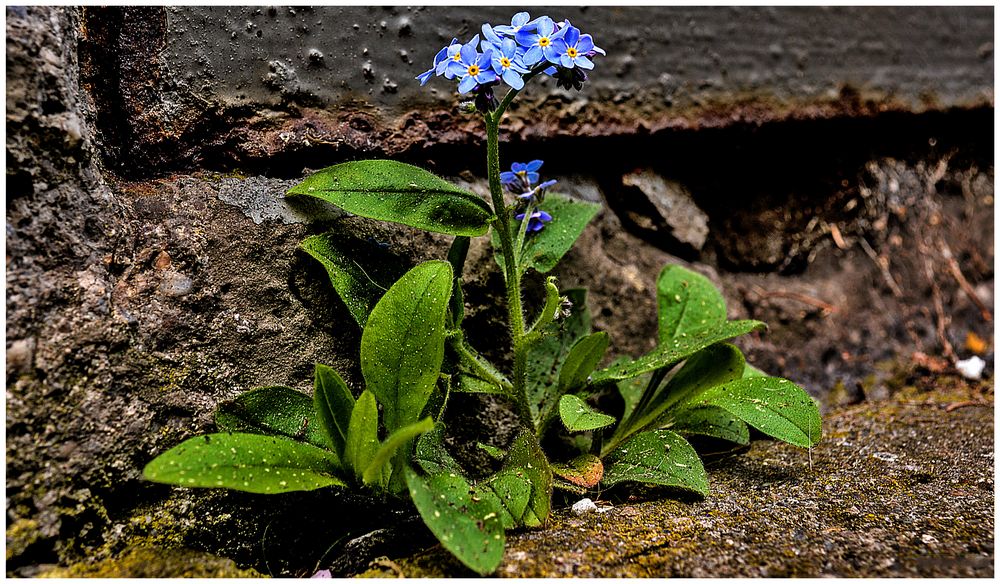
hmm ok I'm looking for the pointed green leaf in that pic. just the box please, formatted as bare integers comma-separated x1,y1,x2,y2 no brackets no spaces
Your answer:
405,469,505,576
743,363,768,378
477,442,506,460
602,430,708,496
589,320,766,385
496,432,552,527
495,193,600,274
475,471,531,530
344,390,379,482
300,232,404,327
626,343,746,437
558,332,609,392
559,394,616,432
143,433,345,494
671,405,750,445
616,370,650,424
361,261,453,433
657,265,728,344
215,386,331,450
287,160,494,236
313,364,355,458
694,377,822,447
525,288,591,425
551,453,604,488
362,417,434,485
414,422,463,475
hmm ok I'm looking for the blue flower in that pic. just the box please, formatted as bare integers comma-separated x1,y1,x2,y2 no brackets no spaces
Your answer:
500,160,543,189
485,38,529,90
493,11,538,37
416,37,459,85
515,17,566,66
550,22,601,70
518,179,557,202
515,210,553,233
446,37,496,94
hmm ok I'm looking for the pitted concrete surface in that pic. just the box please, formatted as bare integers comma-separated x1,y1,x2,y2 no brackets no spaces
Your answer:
165,6,993,115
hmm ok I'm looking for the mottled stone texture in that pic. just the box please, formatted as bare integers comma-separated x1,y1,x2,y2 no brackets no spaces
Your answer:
5,5,994,578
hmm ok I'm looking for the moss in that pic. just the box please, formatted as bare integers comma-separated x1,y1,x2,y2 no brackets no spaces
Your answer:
36,545,263,578
6,519,42,561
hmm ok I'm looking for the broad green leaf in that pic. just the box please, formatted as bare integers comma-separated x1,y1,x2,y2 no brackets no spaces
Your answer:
405,469,505,576
602,430,708,496
215,386,331,450
300,232,403,327
589,320,766,385
287,160,494,236
313,364,355,458
476,471,532,530
344,390,379,482
495,193,600,274
657,265,728,344
496,432,553,527
559,394,616,432
558,332,609,392
453,370,508,395
362,417,434,486
670,405,750,445
694,377,822,447
525,288,591,425
414,423,462,475
447,236,471,278
551,453,604,488
143,433,345,494
625,343,746,438
743,363,767,378
361,261,452,433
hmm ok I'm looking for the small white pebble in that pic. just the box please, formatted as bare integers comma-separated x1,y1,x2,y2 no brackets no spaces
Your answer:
956,356,986,380
571,498,598,516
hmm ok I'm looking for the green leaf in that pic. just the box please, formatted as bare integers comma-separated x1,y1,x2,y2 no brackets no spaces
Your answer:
495,432,552,527
215,386,331,450
559,394,616,432
495,193,600,274
475,471,532,530
405,469,505,576
671,405,750,445
344,390,379,482
694,377,822,447
657,265,728,344
287,160,494,236
525,288,591,425
624,343,746,438
300,232,403,328
143,433,345,494
477,442,506,460
313,364,355,458
602,430,708,496
616,370,650,424
743,363,768,378
551,454,604,489
414,423,462,475
362,417,434,486
361,261,453,433
558,332,609,392
589,320,766,385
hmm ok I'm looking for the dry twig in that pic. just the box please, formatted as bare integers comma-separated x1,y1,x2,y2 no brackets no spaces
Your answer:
751,286,838,314
858,236,904,298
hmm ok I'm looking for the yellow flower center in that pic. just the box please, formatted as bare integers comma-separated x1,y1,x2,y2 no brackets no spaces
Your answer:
500,57,512,68
538,37,551,47
566,47,578,58
467,64,480,76
452,53,462,62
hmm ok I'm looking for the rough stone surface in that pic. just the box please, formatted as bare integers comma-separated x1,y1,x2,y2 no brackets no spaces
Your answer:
5,5,995,579
359,380,994,578
621,169,710,256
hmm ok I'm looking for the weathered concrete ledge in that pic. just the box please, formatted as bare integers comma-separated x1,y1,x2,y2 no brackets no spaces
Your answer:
360,380,994,578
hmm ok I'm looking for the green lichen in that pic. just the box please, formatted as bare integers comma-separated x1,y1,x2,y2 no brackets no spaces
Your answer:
36,546,262,578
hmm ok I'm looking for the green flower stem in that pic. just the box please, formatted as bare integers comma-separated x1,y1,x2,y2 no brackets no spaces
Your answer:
527,277,561,336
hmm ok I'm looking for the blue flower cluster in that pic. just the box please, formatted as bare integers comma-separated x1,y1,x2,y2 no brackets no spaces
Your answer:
416,12,605,102
502,159,557,232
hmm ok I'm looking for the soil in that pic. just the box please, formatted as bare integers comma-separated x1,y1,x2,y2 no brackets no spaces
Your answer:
6,6,994,579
